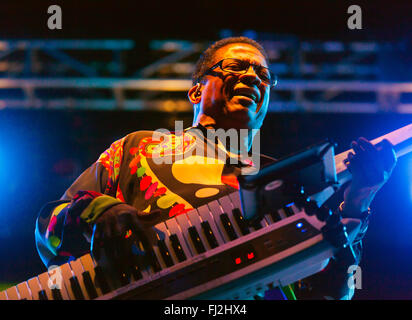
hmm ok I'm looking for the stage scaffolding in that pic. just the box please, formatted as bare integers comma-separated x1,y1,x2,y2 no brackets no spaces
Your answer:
0,38,411,113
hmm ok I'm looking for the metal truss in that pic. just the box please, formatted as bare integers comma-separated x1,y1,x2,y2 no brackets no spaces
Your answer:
0,38,411,113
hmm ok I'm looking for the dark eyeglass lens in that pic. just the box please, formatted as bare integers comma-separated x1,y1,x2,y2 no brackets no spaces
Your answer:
222,59,247,72
221,59,276,86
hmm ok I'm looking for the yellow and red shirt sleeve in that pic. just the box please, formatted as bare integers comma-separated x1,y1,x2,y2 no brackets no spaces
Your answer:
35,137,126,268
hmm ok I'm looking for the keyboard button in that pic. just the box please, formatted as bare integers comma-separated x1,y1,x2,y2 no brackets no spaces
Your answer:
169,234,187,262
188,226,206,254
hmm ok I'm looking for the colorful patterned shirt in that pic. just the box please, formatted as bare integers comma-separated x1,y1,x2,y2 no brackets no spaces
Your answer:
35,125,364,300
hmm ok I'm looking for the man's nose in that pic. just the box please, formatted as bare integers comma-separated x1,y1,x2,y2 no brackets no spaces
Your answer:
239,65,262,86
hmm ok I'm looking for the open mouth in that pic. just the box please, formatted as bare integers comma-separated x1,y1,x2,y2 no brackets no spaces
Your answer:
231,88,259,103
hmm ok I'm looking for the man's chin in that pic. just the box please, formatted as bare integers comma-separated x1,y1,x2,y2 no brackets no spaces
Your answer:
223,102,257,129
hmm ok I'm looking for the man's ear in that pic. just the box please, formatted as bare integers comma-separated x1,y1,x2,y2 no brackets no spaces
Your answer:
188,83,202,104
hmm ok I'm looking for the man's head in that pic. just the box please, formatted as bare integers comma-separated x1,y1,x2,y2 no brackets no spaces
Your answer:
188,37,272,134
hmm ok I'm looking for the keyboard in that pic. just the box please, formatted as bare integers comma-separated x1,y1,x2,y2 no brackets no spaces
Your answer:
0,191,361,300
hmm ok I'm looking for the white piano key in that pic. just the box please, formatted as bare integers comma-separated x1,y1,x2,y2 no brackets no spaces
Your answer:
135,240,154,278
5,286,20,300
207,200,236,242
263,213,275,225
0,290,8,300
260,217,269,227
197,205,226,245
79,254,103,297
228,191,265,230
175,213,203,255
278,208,287,219
16,282,33,300
185,210,212,251
219,195,254,235
27,277,43,300
228,191,242,209
48,265,71,300
59,263,78,300
37,271,55,300
152,244,168,270
154,222,179,264
165,218,194,258
69,258,92,299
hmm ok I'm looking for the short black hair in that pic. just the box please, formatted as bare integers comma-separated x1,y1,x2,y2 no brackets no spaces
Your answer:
192,36,269,85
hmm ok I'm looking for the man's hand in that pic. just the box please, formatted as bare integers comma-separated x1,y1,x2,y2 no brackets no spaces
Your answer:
343,137,397,217
90,203,159,269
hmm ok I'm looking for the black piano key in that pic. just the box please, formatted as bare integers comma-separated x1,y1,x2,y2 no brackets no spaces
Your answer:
284,206,294,217
82,271,98,299
38,289,48,300
69,276,85,300
188,226,206,253
130,264,143,281
220,213,238,240
201,221,219,249
251,220,263,230
271,210,282,222
157,239,174,267
232,208,250,235
51,288,63,300
145,248,162,273
170,234,187,262
117,269,130,287
94,266,111,294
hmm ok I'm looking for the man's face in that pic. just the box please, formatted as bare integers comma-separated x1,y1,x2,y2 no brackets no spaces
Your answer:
193,43,271,131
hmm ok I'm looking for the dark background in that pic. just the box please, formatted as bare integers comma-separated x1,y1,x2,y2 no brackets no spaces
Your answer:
0,0,412,299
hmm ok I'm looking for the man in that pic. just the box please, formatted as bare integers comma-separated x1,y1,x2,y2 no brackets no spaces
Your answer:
35,37,397,299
